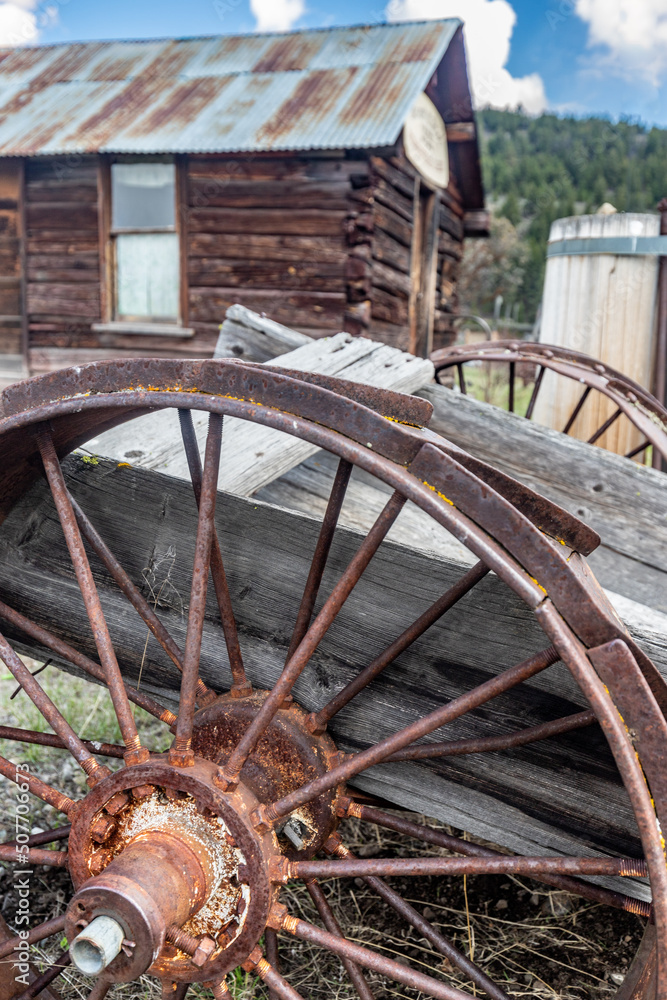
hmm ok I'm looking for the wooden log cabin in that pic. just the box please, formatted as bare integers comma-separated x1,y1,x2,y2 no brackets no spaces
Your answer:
0,19,486,386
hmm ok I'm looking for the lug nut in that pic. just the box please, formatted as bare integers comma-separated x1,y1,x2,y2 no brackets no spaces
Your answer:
165,925,215,967
90,813,116,844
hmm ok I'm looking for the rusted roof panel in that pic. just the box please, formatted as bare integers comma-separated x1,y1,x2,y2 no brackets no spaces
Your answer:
0,19,462,155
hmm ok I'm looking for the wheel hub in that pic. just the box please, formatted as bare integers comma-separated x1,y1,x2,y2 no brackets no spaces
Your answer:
65,692,342,983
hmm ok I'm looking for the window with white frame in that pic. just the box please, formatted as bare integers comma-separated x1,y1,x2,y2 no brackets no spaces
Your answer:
111,162,179,322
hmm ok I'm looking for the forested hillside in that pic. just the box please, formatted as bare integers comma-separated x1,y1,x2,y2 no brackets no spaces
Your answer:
467,110,667,323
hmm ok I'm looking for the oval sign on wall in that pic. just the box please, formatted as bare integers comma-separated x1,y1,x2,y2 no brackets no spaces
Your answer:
403,92,449,190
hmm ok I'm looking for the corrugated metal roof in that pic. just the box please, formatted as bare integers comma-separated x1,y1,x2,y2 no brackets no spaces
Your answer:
0,19,461,156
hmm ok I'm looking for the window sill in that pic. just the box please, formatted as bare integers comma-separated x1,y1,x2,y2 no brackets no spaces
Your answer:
92,322,194,339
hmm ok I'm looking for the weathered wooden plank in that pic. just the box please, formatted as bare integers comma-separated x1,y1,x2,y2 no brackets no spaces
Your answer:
438,202,464,241
188,232,348,264
371,259,411,298
418,384,667,614
368,318,411,351
25,238,99,256
91,332,434,494
371,284,409,325
26,282,100,318
0,455,659,899
213,303,311,362
24,184,98,204
373,202,412,247
188,207,346,237
25,204,98,233
189,287,346,329
188,157,369,184
372,227,411,274
188,177,354,211
372,177,414,223
27,267,100,284
25,161,98,185
187,258,345,292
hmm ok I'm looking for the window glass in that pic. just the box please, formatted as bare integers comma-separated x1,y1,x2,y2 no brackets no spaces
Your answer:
111,163,175,230
116,233,179,320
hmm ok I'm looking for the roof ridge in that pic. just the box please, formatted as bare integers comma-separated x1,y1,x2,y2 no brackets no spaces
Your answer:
0,18,462,54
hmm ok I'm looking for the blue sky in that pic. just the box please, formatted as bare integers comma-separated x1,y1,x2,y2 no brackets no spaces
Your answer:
7,0,667,127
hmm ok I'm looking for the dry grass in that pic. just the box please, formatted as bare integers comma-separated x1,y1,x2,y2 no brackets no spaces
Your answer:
0,667,646,999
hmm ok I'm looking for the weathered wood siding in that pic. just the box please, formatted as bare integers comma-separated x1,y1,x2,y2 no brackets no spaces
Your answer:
24,159,101,374
1,149,466,373
0,160,24,378
186,156,363,346
363,154,463,354
435,177,463,350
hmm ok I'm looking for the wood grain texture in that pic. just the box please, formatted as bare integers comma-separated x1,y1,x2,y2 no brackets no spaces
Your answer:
0,454,656,900
418,384,667,613
92,331,434,494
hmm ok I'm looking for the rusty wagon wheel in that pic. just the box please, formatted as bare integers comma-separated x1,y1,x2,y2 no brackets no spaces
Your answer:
0,357,665,1000
431,339,667,469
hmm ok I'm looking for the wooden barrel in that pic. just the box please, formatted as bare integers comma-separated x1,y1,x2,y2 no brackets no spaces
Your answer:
535,211,662,457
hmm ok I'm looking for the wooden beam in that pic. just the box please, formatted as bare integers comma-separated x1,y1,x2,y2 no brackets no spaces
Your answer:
93,330,434,496
418,384,667,615
0,454,659,901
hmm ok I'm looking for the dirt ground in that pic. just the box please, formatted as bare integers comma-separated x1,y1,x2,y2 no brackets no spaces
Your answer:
0,670,647,999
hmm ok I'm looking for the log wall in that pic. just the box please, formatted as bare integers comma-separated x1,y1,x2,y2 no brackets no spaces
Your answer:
187,156,362,347
24,159,101,374
0,160,24,382
1,150,467,373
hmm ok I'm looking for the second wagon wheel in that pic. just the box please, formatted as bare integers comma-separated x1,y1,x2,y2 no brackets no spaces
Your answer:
0,358,665,999
431,339,667,469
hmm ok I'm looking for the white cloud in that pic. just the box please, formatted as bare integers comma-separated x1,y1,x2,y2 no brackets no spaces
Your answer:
250,0,305,32
386,0,547,113
575,0,667,84
0,0,41,47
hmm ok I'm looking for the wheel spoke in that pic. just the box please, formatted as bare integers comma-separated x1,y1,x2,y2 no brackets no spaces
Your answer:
2,825,71,849
0,631,109,784
218,491,407,789
286,457,353,662
15,949,70,1000
37,429,147,763
0,597,177,726
179,408,250,697
285,856,647,880
385,708,596,762
0,751,75,814
562,385,591,434
508,361,515,413
264,927,281,1000
306,879,375,1000
524,365,545,420
626,439,651,459
310,561,489,731
246,952,308,1000
162,983,190,1000
346,802,652,916
0,723,125,759
587,406,623,445
69,492,215,706
326,836,509,1000
257,645,559,828
0,844,67,866
275,908,474,1000
170,413,223,765
88,982,111,1000
456,363,467,395
0,915,66,960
